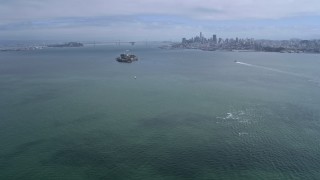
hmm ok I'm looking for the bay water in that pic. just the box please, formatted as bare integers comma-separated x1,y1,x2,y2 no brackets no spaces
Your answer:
1,45,320,179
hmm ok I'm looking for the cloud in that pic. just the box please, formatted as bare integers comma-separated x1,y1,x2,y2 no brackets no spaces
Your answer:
1,0,320,40
2,0,320,21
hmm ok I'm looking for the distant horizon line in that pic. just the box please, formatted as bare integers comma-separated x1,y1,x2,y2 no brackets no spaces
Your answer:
1,37,320,43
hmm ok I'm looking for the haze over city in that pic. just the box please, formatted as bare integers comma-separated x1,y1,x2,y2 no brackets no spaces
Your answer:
1,0,320,41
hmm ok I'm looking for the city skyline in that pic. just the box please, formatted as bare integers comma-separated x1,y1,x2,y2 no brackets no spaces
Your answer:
175,32,320,53
1,0,320,41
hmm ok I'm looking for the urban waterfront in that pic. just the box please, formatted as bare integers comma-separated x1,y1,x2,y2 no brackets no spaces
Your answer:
1,45,320,179
173,32,320,53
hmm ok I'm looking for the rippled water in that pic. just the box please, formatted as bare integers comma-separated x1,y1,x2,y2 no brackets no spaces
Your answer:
1,45,320,179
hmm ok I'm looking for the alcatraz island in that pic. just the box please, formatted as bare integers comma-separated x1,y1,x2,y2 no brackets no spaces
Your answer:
169,32,320,53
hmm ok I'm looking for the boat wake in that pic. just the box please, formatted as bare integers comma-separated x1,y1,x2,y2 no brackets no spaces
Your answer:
235,62,253,67
235,61,320,85
236,61,296,75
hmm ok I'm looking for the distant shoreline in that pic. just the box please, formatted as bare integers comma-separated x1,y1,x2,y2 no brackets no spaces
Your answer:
162,45,320,55
0,42,84,52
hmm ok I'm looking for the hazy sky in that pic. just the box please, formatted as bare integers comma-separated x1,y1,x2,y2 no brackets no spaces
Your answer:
1,0,320,41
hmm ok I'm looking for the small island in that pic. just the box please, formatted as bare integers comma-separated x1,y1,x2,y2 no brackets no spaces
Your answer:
47,42,84,48
116,50,138,63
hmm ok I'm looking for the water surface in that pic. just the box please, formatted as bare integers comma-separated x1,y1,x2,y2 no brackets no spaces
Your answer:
1,45,320,179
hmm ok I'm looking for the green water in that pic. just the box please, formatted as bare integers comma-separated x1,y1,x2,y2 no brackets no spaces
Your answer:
1,45,320,179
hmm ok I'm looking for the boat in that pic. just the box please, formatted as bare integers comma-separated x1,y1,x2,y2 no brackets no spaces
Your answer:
116,50,138,63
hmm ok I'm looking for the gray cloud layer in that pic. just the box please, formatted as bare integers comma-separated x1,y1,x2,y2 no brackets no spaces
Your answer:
2,0,320,21
1,0,320,40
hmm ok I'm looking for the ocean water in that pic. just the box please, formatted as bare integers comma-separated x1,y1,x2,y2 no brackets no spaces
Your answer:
1,44,320,179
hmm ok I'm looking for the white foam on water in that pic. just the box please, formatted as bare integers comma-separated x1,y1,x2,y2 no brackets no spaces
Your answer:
238,111,245,115
239,119,250,124
218,112,242,120
238,132,249,136
225,113,233,119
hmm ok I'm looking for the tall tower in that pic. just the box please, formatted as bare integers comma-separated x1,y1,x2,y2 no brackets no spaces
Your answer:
212,34,217,44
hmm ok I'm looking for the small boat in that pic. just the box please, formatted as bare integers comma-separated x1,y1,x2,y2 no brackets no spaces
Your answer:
116,50,138,63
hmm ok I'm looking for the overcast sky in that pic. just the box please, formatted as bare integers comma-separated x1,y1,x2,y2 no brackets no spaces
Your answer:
1,0,320,41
